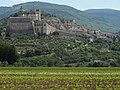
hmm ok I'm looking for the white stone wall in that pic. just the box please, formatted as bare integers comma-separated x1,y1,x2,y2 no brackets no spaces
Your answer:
45,23,57,35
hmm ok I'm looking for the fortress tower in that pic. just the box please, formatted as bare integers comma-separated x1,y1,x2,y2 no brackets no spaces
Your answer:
35,9,41,21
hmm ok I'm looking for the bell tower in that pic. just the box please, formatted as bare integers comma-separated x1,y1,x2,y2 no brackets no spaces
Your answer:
35,9,41,21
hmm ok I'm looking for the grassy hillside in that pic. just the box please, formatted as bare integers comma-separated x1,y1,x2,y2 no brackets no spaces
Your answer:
0,1,120,32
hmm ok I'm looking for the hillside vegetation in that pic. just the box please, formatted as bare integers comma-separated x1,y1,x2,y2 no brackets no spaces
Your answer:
0,33,120,67
0,1,120,32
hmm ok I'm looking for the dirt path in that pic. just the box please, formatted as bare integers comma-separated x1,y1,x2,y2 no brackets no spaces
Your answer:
0,72,120,75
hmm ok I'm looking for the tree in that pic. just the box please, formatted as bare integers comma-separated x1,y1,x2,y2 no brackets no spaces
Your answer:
6,32,10,37
12,13,19,17
0,44,18,64
0,31,2,36
52,31,59,36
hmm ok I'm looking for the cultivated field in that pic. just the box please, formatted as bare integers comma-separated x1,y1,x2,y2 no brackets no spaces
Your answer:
0,67,120,90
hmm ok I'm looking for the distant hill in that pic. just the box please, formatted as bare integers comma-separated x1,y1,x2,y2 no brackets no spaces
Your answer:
85,9,120,30
0,1,120,32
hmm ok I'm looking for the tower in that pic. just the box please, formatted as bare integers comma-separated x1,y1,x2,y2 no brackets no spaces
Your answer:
35,9,41,21
20,6,26,17
20,6,23,12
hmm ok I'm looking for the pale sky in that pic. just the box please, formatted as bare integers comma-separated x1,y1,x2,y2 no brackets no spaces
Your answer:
0,0,120,10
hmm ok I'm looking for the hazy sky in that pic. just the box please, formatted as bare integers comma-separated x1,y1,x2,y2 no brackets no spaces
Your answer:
1,0,120,10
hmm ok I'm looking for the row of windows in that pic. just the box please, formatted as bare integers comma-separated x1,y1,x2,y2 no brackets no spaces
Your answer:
34,23,46,26
34,23,42,26
34,28,42,31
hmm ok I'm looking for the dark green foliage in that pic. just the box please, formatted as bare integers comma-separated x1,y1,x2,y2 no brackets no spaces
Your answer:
0,44,18,64
11,13,19,17
6,32,11,37
0,31,2,36
109,44,120,51
88,62,104,67
52,31,59,36
0,34,120,67
0,18,7,30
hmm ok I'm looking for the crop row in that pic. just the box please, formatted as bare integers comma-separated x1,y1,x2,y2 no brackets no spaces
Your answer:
0,73,120,90
0,78,120,89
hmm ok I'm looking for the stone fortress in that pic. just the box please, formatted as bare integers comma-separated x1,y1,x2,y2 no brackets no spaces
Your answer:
7,7,112,42
7,8,56,35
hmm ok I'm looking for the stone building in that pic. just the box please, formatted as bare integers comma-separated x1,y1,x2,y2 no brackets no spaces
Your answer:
7,9,56,35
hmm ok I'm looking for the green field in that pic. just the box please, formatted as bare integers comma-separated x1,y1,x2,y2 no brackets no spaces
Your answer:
0,67,120,90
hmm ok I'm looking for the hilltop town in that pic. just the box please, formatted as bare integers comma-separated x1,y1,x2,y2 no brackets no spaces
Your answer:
6,7,118,43
7,7,84,35
7,7,56,35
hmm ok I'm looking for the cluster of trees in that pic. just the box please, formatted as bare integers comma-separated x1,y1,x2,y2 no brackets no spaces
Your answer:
1,33,120,67
0,44,18,65
0,33,120,67
14,55,64,67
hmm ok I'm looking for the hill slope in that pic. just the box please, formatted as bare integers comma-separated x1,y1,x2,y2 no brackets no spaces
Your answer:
0,1,120,32
85,9,120,29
